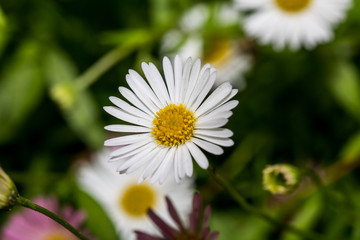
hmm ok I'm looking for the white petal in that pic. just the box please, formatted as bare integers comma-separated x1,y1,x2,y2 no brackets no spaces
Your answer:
185,141,209,169
104,133,151,146
176,146,185,179
138,148,168,183
198,111,233,122
174,150,181,183
103,106,152,128
117,143,156,172
150,147,175,184
194,128,233,138
186,68,210,107
127,72,163,110
109,139,151,158
118,87,154,116
195,82,232,117
142,62,168,106
200,100,239,119
149,62,171,104
104,124,150,133
192,138,224,155
174,55,183,103
181,144,193,177
163,57,175,102
109,141,154,162
195,118,229,129
109,96,153,121
183,59,201,105
190,71,216,111
210,89,238,111
196,135,234,147
179,57,192,103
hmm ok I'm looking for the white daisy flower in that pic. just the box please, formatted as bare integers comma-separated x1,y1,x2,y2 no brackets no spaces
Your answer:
77,149,194,240
235,0,352,50
104,55,238,184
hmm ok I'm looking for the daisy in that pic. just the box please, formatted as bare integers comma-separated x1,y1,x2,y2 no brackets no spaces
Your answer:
104,55,238,184
1,196,89,240
135,193,219,240
235,0,352,50
76,149,194,240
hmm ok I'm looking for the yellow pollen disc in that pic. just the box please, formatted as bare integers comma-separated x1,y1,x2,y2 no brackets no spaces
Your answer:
120,183,155,217
203,39,232,69
152,104,196,147
42,233,70,240
275,0,311,13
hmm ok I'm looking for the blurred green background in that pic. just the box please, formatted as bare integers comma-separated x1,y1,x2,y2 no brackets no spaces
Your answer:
1,0,360,239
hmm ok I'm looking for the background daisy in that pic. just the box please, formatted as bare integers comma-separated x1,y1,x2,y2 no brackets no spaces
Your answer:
77,149,194,240
235,0,353,50
104,55,238,184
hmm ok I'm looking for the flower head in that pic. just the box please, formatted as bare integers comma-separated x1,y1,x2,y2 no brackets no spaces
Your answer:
235,0,352,50
0,167,18,211
263,164,300,194
104,55,238,184
1,196,88,240
77,149,194,240
135,193,219,240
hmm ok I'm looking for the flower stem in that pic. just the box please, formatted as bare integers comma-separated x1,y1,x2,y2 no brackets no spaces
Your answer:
16,196,89,240
207,166,321,240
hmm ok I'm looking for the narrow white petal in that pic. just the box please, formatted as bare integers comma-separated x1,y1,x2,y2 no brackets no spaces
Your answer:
194,128,233,138
149,62,171,104
185,141,209,169
174,55,183,103
138,148,168,183
104,124,150,133
177,146,185,179
118,87,154,116
163,57,175,102
190,71,216,111
124,146,158,174
181,144,193,177
195,82,232,117
109,141,154,162
192,138,224,155
198,111,233,122
199,100,239,119
104,133,151,146
109,139,151,158
109,96,153,121
103,106,152,128
150,147,175,184
174,150,181,183
186,68,210,107
179,57,192,102
117,143,156,172
196,135,234,147
211,89,238,111
142,62,168,106
195,118,228,129
127,73,163,110
183,59,201,105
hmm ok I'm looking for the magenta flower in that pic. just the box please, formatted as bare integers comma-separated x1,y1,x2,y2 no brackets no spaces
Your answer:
135,193,219,240
1,196,88,240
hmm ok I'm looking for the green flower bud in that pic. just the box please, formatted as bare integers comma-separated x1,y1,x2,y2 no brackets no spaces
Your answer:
0,167,19,211
263,164,300,195
50,82,76,111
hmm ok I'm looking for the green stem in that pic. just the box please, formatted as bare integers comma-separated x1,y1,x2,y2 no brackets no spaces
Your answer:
75,45,134,90
16,196,89,240
207,166,321,240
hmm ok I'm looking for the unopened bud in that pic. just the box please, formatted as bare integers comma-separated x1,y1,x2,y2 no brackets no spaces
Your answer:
0,167,19,211
263,164,300,195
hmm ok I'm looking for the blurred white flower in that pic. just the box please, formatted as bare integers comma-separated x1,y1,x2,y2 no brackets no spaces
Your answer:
103,55,238,184
77,149,194,240
235,0,352,50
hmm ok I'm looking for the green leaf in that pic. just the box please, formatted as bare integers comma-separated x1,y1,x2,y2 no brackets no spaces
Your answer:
45,47,104,148
0,40,44,143
329,61,360,120
75,188,119,240
339,131,360,161
0,5,9,55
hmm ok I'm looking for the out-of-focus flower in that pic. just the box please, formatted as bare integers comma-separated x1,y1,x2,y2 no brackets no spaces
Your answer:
161,3,253,89
104,55,238,184
0,167,18,211
1,196,88,240
263,164,300,194
135,193,219,240
77,149,194,240
235,0,352,50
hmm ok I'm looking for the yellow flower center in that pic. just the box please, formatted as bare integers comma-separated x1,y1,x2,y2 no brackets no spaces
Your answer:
121,183,155,217
275,0,311,13
152,104,195,147
42,232,70,240
203,39,232,69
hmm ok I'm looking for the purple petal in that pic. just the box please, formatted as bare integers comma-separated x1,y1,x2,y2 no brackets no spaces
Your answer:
207,231,219,240
135,231,164,240
201,226,210,240
165,196,185,232
202,205,212,232
189,193,202,233
148,209,177,239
